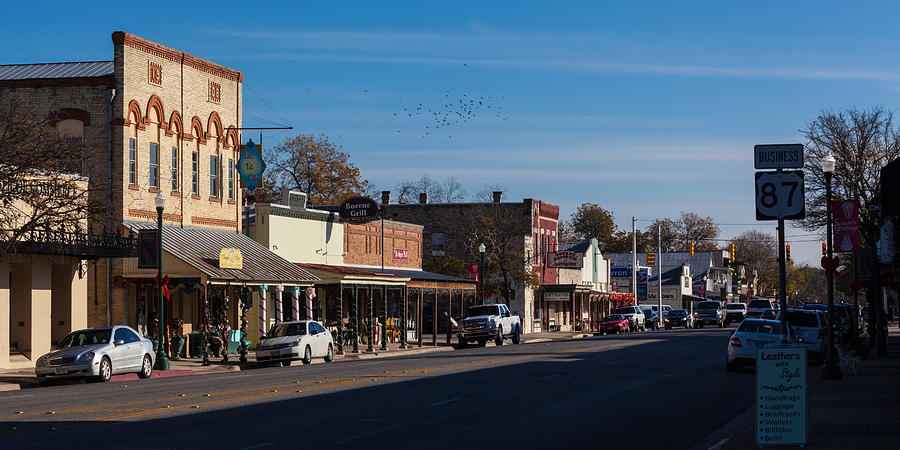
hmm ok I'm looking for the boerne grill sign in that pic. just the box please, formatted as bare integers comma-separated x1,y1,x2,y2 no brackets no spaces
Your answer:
339,197,380,223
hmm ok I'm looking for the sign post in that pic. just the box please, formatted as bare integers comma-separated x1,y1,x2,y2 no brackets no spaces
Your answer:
754,144,805,319
756,346,808,447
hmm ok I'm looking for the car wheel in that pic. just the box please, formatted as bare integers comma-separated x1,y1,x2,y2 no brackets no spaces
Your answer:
138,355,153,379
478,340,487,347
325,344,334,363
726,359,738,372
302,346,312,365
512,326,521,344
495,326,504,346
281,360,292,367
97,357,112,382
458,339,467,348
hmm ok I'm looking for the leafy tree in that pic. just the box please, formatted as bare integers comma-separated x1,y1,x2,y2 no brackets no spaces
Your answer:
647,212,720,252
606,229,652,253
733,229,778,295
568,203,617,250
0,105,104,257
265,134,369,205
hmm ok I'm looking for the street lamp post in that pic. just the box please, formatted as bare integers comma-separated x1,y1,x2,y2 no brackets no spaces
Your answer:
821,152,842,380
479,243,486,305
154,192,169,371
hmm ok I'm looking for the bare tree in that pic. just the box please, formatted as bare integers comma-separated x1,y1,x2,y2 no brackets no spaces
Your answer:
440,176,466,203
473,183,506,202
393,174,466,203
0,103,104,256
733,229,778,295
647,212,720,252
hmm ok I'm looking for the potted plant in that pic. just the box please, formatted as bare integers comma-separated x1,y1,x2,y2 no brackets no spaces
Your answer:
170,318,185,360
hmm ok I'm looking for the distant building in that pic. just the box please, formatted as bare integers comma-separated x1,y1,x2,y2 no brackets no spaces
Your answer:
606,250,736,302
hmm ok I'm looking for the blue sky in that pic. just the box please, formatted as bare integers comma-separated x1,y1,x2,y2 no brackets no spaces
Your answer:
4,1,899,265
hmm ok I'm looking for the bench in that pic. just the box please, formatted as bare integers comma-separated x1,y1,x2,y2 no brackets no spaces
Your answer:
835,345,859,375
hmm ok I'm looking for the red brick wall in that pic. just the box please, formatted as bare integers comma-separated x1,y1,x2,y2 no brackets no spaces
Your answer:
342,221,423,270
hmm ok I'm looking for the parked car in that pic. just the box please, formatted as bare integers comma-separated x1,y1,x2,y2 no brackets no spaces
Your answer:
693,301,725,328
639,306,661,330
457,304,521,347
724,303,748,325
614,306,646,332
35,326,155,385
598,314,629,335
747,299,778,318
256,320,335,367
726,319,795,371
664,309,694,329
776,309,827,363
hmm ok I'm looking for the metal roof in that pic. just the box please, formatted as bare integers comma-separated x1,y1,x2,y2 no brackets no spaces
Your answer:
375,267,476,284
124,221,318,284
0,61,114,80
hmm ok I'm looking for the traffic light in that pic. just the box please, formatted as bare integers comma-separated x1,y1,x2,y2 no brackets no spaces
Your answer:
729,242,735,261
822,243,827,255
647,252,655,266
689,241,695,256
786,244,791,261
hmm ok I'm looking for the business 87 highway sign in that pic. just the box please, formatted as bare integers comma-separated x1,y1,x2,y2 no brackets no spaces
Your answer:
755,170,805,220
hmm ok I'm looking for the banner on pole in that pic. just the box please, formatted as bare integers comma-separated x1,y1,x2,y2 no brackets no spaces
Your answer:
832,199,861,252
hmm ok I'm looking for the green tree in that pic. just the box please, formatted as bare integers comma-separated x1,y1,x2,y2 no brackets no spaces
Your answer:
568,203,617,250
266,134,369,205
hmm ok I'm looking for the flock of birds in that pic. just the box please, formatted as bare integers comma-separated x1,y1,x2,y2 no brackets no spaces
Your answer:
302,63,509,140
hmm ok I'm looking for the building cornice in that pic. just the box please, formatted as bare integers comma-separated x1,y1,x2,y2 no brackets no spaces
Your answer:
112,31,243,83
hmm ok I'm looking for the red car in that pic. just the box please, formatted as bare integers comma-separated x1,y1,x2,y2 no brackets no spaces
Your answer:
599,314,629,335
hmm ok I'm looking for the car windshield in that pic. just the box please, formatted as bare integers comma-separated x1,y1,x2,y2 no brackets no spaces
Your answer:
614,307,635,314
467,306,500,317
726,304,745,310
738,320,782,334
785,311,819,327
748,300,772,308
57,329,111,348
668,310,686,317
266,323,306,338
697,302,720,309
605,315,623,321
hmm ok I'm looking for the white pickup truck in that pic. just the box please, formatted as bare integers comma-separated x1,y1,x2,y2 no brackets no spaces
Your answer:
457,304,521,347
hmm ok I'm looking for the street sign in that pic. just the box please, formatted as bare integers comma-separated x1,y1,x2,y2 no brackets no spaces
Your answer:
756,346,808,447
754,144,804,169
755,171,805,220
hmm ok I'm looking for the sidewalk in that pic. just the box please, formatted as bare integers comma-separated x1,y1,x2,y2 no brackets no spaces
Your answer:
695,326,900,450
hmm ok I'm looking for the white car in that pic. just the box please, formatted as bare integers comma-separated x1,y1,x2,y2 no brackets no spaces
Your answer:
256,320,334,367
777,309,827,363
35,326,155,385
726,319,795,372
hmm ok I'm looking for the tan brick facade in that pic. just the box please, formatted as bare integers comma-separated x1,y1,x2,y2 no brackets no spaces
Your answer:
343,221,424,270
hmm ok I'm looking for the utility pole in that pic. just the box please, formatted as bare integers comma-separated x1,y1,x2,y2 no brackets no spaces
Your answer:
632,217,637,305
657,224,662,322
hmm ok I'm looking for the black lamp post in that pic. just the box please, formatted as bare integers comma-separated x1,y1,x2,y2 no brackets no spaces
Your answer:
821,152,842,380
154,192,169,370
479,243,485,304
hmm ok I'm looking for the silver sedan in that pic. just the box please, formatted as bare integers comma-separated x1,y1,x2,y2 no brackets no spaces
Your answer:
35,325,156,385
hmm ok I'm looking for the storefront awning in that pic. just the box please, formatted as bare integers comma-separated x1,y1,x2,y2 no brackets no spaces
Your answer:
297,263,409,285
124,221,318,285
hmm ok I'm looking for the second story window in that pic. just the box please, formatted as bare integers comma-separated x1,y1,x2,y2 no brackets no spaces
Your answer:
171,147,178,192
228,158,234,199
191,151,199,195
128,138,136,185
148,143,159,188
209,155,219,198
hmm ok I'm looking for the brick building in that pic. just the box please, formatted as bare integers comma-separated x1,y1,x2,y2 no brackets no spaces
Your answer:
323,191,559,334
0,32,314,365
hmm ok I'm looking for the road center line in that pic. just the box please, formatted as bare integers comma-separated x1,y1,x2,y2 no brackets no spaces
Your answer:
429,396,462,407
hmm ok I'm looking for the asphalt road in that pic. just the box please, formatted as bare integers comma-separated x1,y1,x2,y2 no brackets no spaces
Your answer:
0,327,754,449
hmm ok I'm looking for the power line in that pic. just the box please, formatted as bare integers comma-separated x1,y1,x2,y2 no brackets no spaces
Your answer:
244,83,291,128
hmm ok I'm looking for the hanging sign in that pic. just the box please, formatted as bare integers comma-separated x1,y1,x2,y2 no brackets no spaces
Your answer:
832,199,861,252
138,230,159,269
338,196,380,223
547,250,583,269
467,264,480,281
237,140,266,194
219,248,244,270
